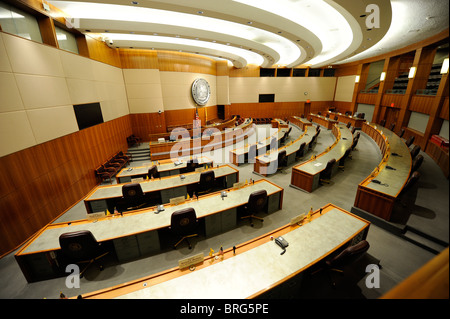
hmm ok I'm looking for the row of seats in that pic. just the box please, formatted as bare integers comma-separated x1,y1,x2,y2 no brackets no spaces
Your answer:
127,134,141,148
57,187,271,279
253,118,273,124
95,151,131,184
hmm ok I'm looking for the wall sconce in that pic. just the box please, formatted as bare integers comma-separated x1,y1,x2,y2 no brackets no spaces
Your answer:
408,67,416,79
355,75,360,83
380,72,386,81
441,58,449,74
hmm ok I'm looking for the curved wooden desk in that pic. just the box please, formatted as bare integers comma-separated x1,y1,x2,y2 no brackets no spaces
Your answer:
253,124,314,176
354,122,412,221
115,156,213,183
15,179,284,283
76,203,370,299
290,115,313,131
150,119,254,160
229,124,288,166
290,124,353,192
309,113,338,130
84,165,239,213
326,111,366,128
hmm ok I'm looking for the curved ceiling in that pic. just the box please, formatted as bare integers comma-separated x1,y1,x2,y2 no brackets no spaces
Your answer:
48,0,449,68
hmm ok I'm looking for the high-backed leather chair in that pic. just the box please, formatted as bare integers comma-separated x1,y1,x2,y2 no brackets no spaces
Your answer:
320,158,336,184
316,240,370,287
147,165,160,179
197,170,215,195
405,136,415,147
183,158,199,173
248,143,257,163
410,145,421,160
170,208,199,249
59,230,109,278
401,171,420,195
296,142,306,159
121,183,148,210
389,123,396,131
277,149,288,172
346,121,351,128
334,115,338,121
338,148,352,171
240,189,268,227
380,119,386,127
325,113,330,118
398,128,405,138
410,154,424,175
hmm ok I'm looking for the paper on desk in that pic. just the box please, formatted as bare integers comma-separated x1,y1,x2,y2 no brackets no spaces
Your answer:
314,163,323,167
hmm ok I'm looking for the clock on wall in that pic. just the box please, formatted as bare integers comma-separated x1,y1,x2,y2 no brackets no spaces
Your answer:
191,78,211,106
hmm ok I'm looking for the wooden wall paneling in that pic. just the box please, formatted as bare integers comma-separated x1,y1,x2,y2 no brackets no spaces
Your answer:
216,60,229,76
37,16,58,48
397,47,437,130
409,95,436,113
381,93,405,107
424,72,449,144
0,116,133,256
440,97,449,120
84,35,122,68
229,64,260,77
157,51,216,75
119,49,159,69
356,93,378,105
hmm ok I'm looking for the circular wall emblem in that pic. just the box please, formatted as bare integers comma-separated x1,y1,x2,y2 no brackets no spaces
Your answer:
191,78,211,106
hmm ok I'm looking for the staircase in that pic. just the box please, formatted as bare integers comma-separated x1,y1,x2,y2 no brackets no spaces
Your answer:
127,144,151,162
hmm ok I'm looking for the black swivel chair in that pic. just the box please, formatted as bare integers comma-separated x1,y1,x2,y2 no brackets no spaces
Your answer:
325,113,330,118
240,189,268,227
389,123,395,131
405,136,415,147
248,144,257,163
380,119,386,127
334,115,338,121
120,183,148,210
348,137,360,160
296,142,306,159
338,148,352,171
346,121,351,129
280,132,288,145
184,158,199,173
398,128,405,138
59,230,109,278
147,165,160,179
277,149,288,173
308,134,317,151
410,155,424,175
170,208,199,249
410,145,421,160
197,170,215,195
320,158,336,184
398,171,421,208
313,240,370,287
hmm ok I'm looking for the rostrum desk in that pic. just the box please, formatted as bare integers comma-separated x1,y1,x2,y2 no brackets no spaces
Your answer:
326,111,366,129
15,179,284,283
76,203,370,299
309,113,338,130
354,122,412,221
84,165,239,213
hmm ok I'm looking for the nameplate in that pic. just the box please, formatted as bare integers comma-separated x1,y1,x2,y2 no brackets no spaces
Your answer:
86,212,106,221
233,181,245,189
170,196,186,205
178,253,204,269
290,213,306,225
131,177,144,182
